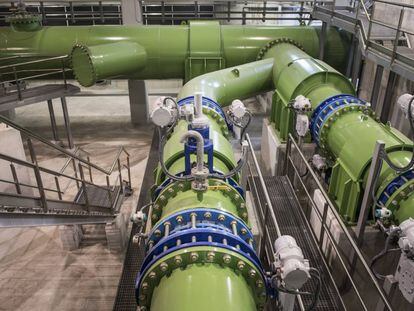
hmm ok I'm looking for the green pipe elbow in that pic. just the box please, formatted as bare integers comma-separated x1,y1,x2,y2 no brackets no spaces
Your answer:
70,42,147,86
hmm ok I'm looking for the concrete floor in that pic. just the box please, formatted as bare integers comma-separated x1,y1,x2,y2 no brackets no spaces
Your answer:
0,83,154,311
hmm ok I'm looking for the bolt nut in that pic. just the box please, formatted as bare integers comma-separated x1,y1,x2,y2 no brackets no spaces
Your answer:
176,216,184,224
240,203,246,209
160,262,169,272
190,252,199,262
218,214,225,222
168,188,174,193
154,204,160,211
141,282,149,292
237,261,245,270
256,280,264,288
206,251,215,262
204,212,212,219
151,214,158,221
174,255,183,266
159,195,166,202
240,228,247,235
223,254,231,264
154,230,162,237
249,269,256,278
148,272,156,279
241,212,248,219
139,294,146,301
178,183,185,190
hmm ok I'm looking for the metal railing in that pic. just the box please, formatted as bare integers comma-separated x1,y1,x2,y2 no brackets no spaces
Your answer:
0,55,71,100
283,133,393,310
313,0,414,69
0,0,334,26
243,134,307,311
0,115,132,217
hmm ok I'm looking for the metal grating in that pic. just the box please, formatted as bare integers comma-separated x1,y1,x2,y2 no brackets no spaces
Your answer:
257,176,344,311
113,131,159,311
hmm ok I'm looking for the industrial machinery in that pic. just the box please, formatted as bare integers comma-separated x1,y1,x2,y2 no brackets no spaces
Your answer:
1,6,414,310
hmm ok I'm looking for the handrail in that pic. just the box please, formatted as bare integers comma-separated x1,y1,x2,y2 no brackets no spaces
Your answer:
0,55,68,71
285,133,393,310
0,152,111,193
0,115,130,178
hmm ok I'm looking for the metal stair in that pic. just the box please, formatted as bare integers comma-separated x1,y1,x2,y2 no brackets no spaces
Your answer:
0,115,132,228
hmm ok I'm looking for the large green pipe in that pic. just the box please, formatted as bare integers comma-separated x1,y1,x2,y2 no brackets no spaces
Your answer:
261,43,413,224
0,22,349,84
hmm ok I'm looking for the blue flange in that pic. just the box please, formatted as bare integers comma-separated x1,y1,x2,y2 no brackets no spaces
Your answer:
177,95,226,120
135,240,267,301
310,94,366,145
377,169,414,207
147,208,254,248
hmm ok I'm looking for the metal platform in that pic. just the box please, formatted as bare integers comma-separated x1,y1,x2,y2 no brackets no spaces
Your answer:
260,176,343,310
0,84,80,112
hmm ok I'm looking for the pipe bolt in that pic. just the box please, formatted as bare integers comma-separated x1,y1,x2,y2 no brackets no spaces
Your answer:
223,254,232,264
160,262,169,272
249,269,257,278
190,252,199,262
207,251,215,262
141,282,149,292
174,255,183,266
154,230,162,237
237,261,245,270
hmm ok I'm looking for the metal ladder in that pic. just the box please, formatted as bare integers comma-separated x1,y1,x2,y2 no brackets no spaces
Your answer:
0,115,132,228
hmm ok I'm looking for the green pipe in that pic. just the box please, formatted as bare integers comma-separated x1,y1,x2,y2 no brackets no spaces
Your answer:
71,42,147,86
0,22,348,83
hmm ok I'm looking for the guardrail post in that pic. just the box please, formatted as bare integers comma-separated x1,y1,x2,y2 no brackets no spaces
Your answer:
55,176,62,200
13,66,22,101
87,156,93,183
126,155,132,188
367,2,374,42
72,158,80,189
283,135,292,175
47,99,60,143
391,7,405,64
60,97,74,149
10,163,21,195
106,175,113,206
355,140,385,246
27,138,48,212
117,158,123,194
78,163,90,212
